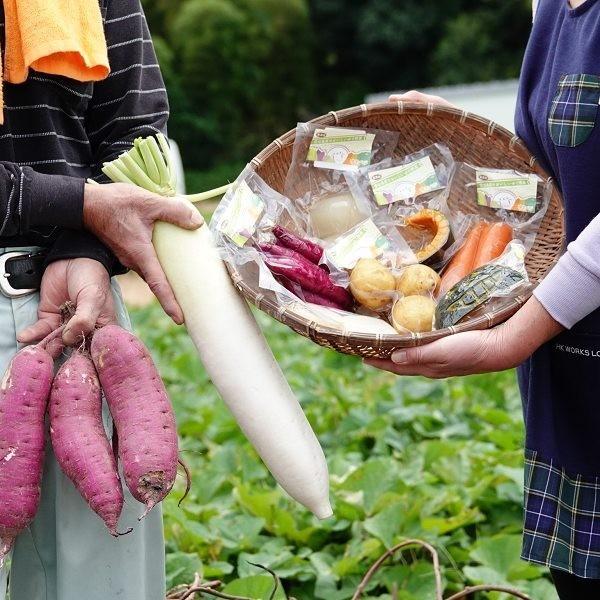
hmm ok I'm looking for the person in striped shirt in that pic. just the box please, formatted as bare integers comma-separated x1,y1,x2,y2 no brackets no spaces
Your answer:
0,1,195,599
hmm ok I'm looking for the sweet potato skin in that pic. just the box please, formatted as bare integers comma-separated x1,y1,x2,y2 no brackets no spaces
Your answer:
49,351,124,535
273,226,324,264
0,346,54,562
90,325,178,515
260,243,353,309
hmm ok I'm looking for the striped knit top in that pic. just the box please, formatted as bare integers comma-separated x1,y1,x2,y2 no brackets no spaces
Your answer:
0,0,168,272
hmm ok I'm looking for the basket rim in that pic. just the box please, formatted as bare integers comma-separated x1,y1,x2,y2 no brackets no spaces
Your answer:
226,101,565,348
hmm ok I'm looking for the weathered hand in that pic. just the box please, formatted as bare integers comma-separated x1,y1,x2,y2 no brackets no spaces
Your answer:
17,258,116,352
366,296,565,379
83,182,204,324
388,90,457,108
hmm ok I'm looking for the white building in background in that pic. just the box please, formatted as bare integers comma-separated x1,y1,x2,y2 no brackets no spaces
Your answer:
367,79,519,133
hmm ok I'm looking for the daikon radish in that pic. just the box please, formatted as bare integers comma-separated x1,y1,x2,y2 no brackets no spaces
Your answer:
153,221,331,517
102,136,332,519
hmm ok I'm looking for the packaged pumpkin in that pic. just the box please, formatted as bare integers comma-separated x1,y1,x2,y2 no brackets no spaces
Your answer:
435,240,531,329
395,207,453,269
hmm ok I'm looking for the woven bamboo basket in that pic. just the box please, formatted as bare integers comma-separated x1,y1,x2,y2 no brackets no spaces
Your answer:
225,102,565,358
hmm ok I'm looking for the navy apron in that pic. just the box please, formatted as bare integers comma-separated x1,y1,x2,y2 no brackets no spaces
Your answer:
518,316,600,475
515,0,600,475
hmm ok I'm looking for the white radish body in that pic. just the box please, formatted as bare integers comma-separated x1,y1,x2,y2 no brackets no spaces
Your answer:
153,218,332,518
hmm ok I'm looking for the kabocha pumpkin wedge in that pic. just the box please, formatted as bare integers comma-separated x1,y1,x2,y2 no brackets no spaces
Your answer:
403,209,450,263
435,264,525,329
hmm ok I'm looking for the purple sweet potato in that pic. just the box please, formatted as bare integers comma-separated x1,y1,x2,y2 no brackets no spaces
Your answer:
90,325,178,517
49,350,124,536
276,276,347,310
260,243,353,309
0,337,56,563
273,226,324,264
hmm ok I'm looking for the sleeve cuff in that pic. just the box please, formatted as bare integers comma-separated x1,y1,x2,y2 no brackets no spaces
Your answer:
44,230,127,277
533,251,600,329
28,171,85,230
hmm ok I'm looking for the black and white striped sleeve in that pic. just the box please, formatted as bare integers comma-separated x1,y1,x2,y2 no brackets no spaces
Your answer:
86,0,169,175
0,164,84,238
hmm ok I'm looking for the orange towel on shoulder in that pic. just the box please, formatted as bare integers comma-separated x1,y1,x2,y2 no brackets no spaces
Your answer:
0,0,110,122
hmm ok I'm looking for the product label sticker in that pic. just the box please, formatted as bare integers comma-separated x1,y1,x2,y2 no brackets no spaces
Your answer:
325,219,390,269
475,169,538,213
219,180,265,247
368,157,440,205
307,127,375,172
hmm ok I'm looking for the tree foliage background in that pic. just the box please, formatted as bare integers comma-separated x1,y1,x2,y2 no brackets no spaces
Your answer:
142,0,531,178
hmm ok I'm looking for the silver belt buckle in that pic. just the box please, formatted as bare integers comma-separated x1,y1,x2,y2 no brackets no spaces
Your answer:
0,251,37,298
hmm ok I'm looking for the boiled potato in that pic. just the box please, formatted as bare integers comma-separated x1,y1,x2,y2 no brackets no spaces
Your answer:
350,258,396,310
391,295,436,333
396,264,440,297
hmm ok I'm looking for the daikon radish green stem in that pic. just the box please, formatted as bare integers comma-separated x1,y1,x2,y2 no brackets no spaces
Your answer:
102,135,332,519
100,136,231,202
187,184,232,204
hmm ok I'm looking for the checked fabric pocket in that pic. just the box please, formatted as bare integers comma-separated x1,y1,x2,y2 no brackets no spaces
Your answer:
548,74,600,147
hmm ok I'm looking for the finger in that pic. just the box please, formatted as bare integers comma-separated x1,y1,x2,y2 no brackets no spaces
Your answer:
63,285,105,345
389,90,426,103
389,90,454,108
364,357,446,379
135,249,184,324
96,294,118,328
17,314,60,344
150,196,203,230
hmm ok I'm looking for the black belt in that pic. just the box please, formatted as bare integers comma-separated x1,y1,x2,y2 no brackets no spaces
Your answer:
0,250,47,297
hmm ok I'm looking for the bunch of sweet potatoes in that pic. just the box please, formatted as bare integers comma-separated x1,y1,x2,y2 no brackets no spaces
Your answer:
0,324,178,563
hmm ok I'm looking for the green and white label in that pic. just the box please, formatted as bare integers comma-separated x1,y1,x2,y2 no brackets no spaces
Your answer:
307,127,375,172
475,169,538,213
368,157,440,205
325,219,390,269
219,180,265,247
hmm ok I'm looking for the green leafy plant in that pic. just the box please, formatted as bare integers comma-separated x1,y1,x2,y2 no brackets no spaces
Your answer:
129,303,557,600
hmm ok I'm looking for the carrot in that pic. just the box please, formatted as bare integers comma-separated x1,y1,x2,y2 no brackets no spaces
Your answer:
90,325,178,518
0,327,63,564
49,349,125,536
473,222,513,268
439,221,514,297
438,222,487,296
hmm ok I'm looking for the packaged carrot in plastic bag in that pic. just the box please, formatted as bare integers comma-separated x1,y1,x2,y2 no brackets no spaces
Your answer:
443,162,552,254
